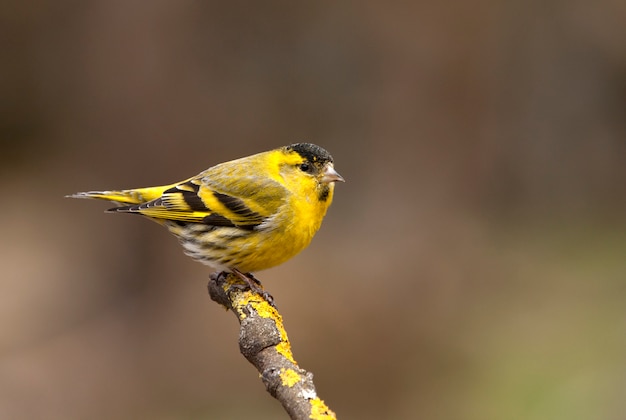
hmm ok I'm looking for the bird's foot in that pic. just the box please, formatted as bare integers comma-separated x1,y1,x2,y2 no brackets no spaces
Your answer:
219,269,275,307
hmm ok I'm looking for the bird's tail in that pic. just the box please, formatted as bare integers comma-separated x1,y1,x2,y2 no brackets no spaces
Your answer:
66,185,175,206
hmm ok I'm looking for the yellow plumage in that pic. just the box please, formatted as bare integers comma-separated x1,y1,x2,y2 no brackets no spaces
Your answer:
68,143,344,281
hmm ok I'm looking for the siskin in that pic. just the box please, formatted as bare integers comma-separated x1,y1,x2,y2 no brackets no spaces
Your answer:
68,143,344,299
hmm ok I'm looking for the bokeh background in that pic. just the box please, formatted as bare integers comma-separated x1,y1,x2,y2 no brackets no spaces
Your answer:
2,2,625,419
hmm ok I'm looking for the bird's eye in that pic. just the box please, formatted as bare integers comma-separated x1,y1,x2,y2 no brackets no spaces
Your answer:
299,163,311,173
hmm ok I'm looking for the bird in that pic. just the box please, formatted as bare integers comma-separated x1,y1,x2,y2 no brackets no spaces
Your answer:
68,143,344,302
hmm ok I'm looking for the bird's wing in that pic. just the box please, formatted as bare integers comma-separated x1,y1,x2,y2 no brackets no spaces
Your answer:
197,161,288,226
108,165,286,228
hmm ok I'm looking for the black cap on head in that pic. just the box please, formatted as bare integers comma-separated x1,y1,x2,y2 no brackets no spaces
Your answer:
286,143,333,164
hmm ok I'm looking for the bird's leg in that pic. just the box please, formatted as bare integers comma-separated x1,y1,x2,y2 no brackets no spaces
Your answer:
231,268,275,307
213,271,252,298
245,272,263,286
213,271,248,293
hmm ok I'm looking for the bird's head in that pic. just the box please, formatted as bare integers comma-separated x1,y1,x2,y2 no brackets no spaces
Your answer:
277,143,344,203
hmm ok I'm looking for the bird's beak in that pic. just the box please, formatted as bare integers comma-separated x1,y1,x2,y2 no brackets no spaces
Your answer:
321,164,345,183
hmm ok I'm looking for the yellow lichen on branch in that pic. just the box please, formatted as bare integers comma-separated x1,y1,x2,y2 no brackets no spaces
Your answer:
208,273,337,420
280,368,301,387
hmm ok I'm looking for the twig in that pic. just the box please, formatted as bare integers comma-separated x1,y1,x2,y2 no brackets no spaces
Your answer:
208,273,337,420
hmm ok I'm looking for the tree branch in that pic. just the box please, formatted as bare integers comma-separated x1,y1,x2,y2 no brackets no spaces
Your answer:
208,273,337,420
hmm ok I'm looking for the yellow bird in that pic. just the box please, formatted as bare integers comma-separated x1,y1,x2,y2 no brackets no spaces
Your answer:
68,143,344,299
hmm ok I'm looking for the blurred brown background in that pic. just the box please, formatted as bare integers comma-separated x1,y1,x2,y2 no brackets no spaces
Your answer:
1,1,625,419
